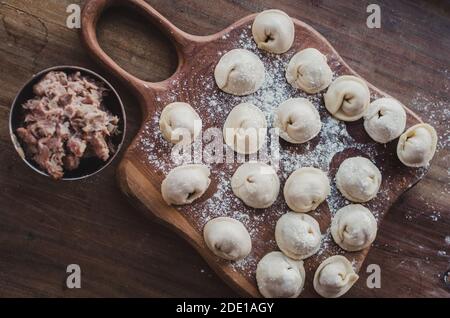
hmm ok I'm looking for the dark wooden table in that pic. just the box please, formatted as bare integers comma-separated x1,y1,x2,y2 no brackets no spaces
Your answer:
0,0,449,297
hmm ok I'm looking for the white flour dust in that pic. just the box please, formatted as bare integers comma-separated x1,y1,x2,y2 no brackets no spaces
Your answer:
135,25,441,276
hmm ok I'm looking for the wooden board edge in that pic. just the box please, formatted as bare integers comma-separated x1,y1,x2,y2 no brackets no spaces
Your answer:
116,157,261,297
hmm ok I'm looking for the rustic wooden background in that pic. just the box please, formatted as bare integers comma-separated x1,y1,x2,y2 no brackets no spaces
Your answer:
0,0,449,297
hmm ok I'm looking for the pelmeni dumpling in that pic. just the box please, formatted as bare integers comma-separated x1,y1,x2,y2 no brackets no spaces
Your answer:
161,164,211,205
331,204,377,251
284,167,330,213
231,162,280,209
336,157,381,203
324,75,370,121
159,102,202,144
214,49,265,96
252,9,295,54
397,123,438,168
275,212,321,260
203,217,251,261
313,255,359,298
364,97,407,143
286,48,333,94
274,98,322,144
223,103,267,154
256,251,305,298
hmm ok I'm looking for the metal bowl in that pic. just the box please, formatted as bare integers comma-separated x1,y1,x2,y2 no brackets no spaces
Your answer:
9,66,126,180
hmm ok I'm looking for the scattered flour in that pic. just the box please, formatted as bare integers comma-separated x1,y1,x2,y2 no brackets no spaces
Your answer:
134,24,439,280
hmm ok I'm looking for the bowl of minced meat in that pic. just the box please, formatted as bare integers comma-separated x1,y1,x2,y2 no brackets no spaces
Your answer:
10,66,126,180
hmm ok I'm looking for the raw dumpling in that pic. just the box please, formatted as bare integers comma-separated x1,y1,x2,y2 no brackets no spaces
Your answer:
324,75,370,121
223,103,267,154
161,164,211,205
159,102,202,144
231,162,280,208
252,9,295,54
336,157,381,203
331,204,378,251
256,251,305,298
313,255,359,298
283,167,330,213
203,217,251,261
364,97,406,143
397,123,438,168
214,49,265,96
274,98,322,144
286,48,333,94
275,212,321,260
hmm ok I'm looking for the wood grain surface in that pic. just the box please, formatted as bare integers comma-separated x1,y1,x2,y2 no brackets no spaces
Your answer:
0,0,449,297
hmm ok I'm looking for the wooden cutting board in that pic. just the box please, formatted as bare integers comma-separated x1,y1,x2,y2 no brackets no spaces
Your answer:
80,0,428,297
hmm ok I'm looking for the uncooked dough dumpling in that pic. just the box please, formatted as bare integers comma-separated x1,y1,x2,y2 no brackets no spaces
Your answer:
256,251,305,298
214,49,265,96
252,9,295,54
231,162,280,209
331,204,377,251
286,48,333,94
223,103,267,154
397,123,438,168
274,98,322,144
203,217,251,261
364,97,406,143
324,75,370,121
283,167,330,213
313,255,359,298
161,164,211,205
159,102,202,144
275,212,321,260
336,157,381,203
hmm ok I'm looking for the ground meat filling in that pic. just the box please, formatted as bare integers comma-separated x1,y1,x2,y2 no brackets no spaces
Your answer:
16,71,119,179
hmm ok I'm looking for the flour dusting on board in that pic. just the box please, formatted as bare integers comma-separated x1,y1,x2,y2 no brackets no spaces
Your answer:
135,26,428,280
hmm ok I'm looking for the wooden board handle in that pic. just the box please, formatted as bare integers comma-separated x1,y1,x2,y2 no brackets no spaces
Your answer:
80,0,195,97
